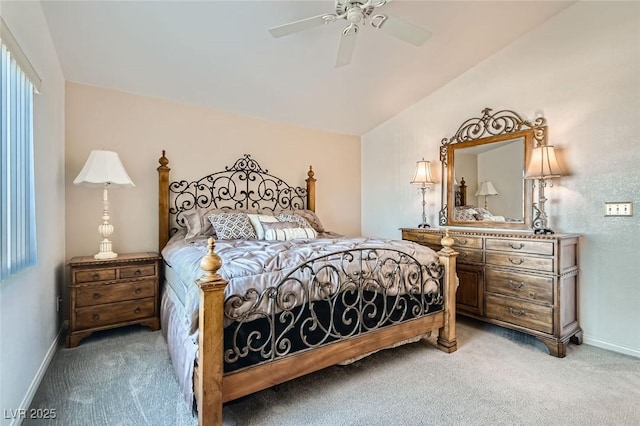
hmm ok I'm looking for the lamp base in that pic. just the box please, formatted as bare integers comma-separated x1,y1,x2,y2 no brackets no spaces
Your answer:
534,228,555,235
94,251,118,260
418,223,431,228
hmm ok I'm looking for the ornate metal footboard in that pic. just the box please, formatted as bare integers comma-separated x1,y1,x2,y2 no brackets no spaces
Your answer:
223,247,444,372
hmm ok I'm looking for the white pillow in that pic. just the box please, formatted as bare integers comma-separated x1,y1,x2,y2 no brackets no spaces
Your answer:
247,213,279,240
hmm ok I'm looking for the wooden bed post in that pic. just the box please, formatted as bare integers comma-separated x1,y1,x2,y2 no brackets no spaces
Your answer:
196,237,228,426
437,228,458,352
158,151,170,251
306,166,316,212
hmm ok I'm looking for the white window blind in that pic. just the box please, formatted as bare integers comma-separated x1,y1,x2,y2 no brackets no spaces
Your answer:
1,20,38,281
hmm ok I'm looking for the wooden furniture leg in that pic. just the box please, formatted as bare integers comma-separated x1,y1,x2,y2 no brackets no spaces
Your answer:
437,229,458,353
196,238,228,426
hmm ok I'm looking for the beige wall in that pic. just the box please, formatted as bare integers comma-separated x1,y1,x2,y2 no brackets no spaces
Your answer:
362,2,640,356
65,83,361,259
0,1,66,423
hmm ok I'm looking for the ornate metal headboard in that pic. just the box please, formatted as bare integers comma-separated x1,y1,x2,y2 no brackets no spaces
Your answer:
157,152,316,249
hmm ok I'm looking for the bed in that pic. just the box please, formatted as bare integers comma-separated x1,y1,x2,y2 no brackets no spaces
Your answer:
157,152,458,425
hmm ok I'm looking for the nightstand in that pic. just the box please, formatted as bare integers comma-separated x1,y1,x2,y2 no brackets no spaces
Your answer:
67,252,162,348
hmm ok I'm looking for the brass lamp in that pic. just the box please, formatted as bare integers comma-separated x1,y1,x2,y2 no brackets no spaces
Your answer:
410,158,435,228
524,145,564,234
74,150,135,259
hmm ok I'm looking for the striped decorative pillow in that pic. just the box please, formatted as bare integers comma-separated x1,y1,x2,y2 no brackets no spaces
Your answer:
261,221,317,241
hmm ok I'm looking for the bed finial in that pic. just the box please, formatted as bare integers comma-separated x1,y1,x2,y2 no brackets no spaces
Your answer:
199,237,223,282
307,165,314,180
440,228,455,254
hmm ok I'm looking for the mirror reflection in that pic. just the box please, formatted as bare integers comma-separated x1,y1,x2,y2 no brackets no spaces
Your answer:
452,137,525,222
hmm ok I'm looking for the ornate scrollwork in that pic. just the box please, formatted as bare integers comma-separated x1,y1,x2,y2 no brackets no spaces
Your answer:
440,108,547,165
223,248,444,371
168,154,307,235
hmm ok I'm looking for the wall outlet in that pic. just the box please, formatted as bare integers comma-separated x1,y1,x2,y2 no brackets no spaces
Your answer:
605,202,633,217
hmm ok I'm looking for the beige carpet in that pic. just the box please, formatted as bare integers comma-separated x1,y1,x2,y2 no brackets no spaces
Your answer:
27,317,640,425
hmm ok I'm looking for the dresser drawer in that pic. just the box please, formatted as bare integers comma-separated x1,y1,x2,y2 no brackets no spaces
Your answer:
485,252,554,273
75,297,155,330
402,230,443,245
450,235,482,249
75,268,117,283
120,264,157,279
456,248,483,264
485,268,553,304
486,238,554,256
485,294,553,334
75,280,156,307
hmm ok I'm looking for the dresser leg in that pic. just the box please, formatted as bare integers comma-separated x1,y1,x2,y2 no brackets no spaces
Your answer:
570,330,583,345
537,337,566,358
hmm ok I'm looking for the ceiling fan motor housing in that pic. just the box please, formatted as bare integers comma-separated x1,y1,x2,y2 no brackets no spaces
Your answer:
336,0,375,20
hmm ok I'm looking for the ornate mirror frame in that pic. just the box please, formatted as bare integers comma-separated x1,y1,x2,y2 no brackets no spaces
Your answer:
439,108,547,230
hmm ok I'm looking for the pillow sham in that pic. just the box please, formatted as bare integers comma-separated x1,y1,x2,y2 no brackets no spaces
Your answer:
207,212,257,240
276,212,312,229
247,213,279,240
183,207,260,241
276,209,325,233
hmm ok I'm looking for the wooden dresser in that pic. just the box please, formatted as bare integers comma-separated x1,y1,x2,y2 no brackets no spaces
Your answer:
67,252,162,347
402,228,582,357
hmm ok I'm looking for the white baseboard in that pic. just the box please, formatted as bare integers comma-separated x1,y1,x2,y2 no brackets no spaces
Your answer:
583,334,640,358
10,321,67,426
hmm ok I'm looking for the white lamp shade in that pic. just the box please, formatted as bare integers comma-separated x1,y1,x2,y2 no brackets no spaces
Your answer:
74,150,135,188
525,145,564,179
410,159,434,185
475,181,498,196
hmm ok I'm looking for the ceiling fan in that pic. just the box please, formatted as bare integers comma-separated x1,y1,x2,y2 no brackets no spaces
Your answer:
268,0,431,67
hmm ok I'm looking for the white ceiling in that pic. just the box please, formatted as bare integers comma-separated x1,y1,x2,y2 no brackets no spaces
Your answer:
41,0,574,136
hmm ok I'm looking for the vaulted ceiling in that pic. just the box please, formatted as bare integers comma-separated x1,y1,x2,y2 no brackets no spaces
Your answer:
42,1,574,135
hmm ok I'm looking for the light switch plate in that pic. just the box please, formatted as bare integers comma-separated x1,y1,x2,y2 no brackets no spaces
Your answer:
605,202,633,216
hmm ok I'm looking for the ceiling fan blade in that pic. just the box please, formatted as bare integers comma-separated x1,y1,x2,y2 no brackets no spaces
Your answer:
335,25,359,68
371,14,431,46
269,14,336,38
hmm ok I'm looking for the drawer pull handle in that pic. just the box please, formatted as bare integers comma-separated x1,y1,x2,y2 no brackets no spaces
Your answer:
417,235,425,240
509,308,525,317
92,314,99,321
134,269,142,276
455,238,468,245
134,288,142,294
508,280,524,290
459,253,468,259
93,293,101,299
134,307,141,314
93,273,100,280
508,257,525,265
509,243,524,250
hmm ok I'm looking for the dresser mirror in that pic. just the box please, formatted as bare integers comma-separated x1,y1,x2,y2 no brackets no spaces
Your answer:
439,108,547,230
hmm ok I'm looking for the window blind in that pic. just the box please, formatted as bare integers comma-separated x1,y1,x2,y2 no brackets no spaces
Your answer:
1,30,38,281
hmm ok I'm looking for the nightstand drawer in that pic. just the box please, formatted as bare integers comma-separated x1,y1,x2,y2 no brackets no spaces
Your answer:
402,230,442,245
486,238,554,256
120,264,157,279
485,294,553,334
486,268,553,304
75,297,155,330
485,252,554,272
75,268,117,283
75,280,156,307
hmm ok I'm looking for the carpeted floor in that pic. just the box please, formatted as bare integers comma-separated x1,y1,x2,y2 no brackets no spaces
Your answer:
27,317,640,425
